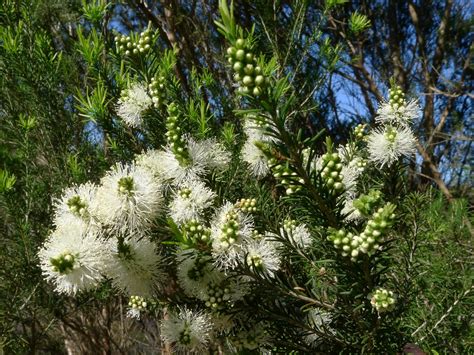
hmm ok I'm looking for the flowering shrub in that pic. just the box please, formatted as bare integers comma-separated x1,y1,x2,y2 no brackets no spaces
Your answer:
35,1,470,353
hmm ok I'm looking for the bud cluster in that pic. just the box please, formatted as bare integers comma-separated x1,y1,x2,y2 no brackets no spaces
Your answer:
178,325,193,345
370,288,396,313
166,103,189,165
115,27,153,56
352,190,382,217
148,76,166,108
320,153,344,192
179,187,192,199
217,210,242,249
359,203,396,252
183,219,211,243
356,159,368,171
231,327,265,351
327,229,359,260
283,218,297,233
389,85,405,109
50,252,76,274
246,253,263,269
128,295,147,311
354,124,367,140
328,203,396,260
226,38,267,97
201,283,232,309
384,126,398,145
235,198,257,213
117,176,135,196
251,230,264,240
270,159,303,195
67,195,87,217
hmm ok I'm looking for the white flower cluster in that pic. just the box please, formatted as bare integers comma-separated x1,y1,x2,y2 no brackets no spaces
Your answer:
160,307,213,353
137,137,230,186
92,163,162,233
241,116,275,179
169,179,216,225
116,83,153,128
303,308,333,347
39,160,165,296
38,219,109,295
282,219,313,249
367,85,418,167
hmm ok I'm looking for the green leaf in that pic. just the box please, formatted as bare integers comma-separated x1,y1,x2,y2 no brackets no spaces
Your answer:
81,0,109,25
325,0,348,12
349,12,371,35
0,169,16,193
75,81,110,123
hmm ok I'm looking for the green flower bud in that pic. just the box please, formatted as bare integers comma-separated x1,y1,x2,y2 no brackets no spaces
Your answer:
253,87,262,96
235,38,245,49
254,75,265,86
242,75,253,86
235,49,245,61
244,64,254,75
233,61,243,72
227,46,236,56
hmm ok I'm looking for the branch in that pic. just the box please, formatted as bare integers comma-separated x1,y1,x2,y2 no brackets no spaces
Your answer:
415,141,453,202
130,0,191,95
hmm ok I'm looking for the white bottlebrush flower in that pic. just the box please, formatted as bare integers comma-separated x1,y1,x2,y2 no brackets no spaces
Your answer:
126,307,141,319
210,202,254,270
116,83,152,128
92,163,162,233
341,198,363,222
189,137,231,171
38,220,109,295
244,239,281,278
367,126,416,167
337,143,358,165
176,249,221,297
52,182,98,228
195,275,250,309
229,322,270,351
282,222,313,249
241,120,276,179
157,137,230,185
169,179,216,225
340,163,362,197
105,235,163,297
242,139,270,179
376,99,420,126
243,119,276,143
135,149,165,181
155,148,206,185
160,307,213,354
303,308,333,347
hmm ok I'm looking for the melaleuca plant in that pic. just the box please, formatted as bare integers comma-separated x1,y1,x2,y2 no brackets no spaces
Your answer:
37,1,456,354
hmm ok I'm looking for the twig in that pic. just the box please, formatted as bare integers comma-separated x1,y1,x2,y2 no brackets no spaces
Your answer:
416,285,473,341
